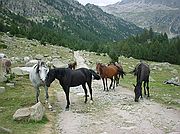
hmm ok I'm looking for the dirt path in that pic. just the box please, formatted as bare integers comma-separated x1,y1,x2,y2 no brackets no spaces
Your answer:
54,51,180,134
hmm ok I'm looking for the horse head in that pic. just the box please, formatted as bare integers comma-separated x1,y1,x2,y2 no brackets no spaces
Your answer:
96,63,102,74
133,83,142,102
36,61,49,82
45,69,56,87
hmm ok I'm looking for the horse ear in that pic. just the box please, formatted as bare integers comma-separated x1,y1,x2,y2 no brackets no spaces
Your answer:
36,64,40,73
133,84,136,87
41,61,45,66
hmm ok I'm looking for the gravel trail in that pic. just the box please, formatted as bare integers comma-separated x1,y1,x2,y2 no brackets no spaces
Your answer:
54,51,180,134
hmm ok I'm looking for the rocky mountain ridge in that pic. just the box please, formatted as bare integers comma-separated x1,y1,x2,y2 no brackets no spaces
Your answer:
0,0,143,43
101,0,180,38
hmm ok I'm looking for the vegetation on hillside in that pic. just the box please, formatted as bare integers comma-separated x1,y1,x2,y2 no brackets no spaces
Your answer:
106,28,180,65
0,6,180,65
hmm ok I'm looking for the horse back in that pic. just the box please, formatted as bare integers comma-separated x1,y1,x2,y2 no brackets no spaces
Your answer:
137,63,150,82
101,65,118,78
66,68,90,87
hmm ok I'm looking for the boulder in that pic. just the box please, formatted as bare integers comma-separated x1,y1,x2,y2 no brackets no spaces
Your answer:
25,60,38,67
24,56,30,62
0,87,5,94
35,54,44,60
52,58,67,68
164,77,180,86
11,67,30,76
13,102,45,121
30,102,45,121
13,107,31,121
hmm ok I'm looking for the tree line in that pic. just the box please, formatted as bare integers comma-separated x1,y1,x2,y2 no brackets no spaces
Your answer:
106,28,180,65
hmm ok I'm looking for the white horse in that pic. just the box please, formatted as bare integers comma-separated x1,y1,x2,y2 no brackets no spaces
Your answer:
29,61,52,109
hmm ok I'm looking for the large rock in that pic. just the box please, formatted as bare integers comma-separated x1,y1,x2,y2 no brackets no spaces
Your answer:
0,87,5,94
11,67,31,76
35,54,44,60
52,58,67,68
30,102,45,121
25,60,38,67
164,77,180,86
13,107,31,121
13,102,45,121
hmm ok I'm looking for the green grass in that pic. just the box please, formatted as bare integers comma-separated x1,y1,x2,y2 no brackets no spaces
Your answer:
0,76,50,134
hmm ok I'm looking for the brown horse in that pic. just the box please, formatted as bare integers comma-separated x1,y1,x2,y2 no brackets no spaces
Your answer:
96,63,119,91
68,61,77,70
0,58,11,74
108,62,126,86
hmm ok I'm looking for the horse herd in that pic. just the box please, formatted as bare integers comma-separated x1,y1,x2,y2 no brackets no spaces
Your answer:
29,60,150,110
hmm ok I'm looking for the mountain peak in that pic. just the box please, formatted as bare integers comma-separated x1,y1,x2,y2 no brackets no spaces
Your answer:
101,0,180,37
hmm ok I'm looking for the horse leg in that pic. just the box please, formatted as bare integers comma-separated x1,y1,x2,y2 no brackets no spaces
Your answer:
116,75,119,86
82,84,88,103
113,76,116,90
63,86,70,110
87,80,93,102
35,87,40,103
109,78,113,89
143,82,146,96
140,87,143,99
44,86,52,109
140,83,143,99
105,78,108,91
102,78,106,91
147,80,150,97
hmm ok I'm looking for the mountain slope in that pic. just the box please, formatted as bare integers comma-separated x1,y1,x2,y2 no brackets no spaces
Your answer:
0,0,143,45
101,0,180,38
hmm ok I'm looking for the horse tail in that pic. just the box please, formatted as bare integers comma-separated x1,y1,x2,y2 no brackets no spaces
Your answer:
89,69,101,80
119,70,126,79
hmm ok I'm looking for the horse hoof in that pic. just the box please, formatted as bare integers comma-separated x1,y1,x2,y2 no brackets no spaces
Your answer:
134,99,139,102
65,107,69,111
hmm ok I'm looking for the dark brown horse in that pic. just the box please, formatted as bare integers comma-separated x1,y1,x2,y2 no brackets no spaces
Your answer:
108,62,126,86
68,61,77,70
96,63,119,91
133,62,150,102
45,67,100,110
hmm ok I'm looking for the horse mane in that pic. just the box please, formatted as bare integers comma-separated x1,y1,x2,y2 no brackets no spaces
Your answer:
34,61,47,74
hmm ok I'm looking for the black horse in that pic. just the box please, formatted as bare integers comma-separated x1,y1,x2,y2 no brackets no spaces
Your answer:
45,67,100,110
133,62,150,102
